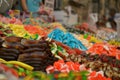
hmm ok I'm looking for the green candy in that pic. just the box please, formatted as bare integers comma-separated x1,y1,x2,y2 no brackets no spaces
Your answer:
6,63,13,67
18,67,25,72
84,34,88,39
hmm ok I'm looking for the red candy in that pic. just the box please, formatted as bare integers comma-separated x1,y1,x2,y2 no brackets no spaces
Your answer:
54,41,82,54
46,60,86,73
89,71,111,80
87,43,120,60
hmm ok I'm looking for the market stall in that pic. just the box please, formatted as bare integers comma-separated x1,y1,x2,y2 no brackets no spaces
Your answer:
0,1,120,80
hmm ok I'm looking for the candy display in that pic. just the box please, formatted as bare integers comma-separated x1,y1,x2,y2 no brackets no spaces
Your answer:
88,71,111,80
96,29,117,41
0,37,3,47
0,36,22,61
108,39,120,47
0,63,19,80
66,53,120,80
0,58,34,77
73,34,93,48
0,23,14,38
24,25,48,37
46,60,111,80
53,40,84,55
0,15,22,25
0,14,119,80
46,60,87,73
50,42,69,59
8,24,28,38
87,43,120,60
48,29,87,50
18,38,58,71
0,36,58,72
6,24,47,39
0,60,111,80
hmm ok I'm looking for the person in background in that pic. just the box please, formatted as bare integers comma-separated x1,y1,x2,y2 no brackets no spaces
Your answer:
108,8,117,31
21,0,43,13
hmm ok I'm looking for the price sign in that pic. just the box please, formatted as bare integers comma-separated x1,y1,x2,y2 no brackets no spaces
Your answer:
45,0,55,11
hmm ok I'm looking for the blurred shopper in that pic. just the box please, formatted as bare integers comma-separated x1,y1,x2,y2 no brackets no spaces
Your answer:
108,8,117,31
21,0,43,13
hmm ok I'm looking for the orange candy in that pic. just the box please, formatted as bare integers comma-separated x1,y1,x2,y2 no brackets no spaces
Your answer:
87,43,120,60
89,71,111,80
24,25,48,37
46,60,84,73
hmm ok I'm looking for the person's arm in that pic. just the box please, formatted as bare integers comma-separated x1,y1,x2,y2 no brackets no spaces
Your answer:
21,0,29,13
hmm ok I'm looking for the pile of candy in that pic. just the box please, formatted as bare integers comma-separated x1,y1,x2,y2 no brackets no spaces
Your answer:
0,23,14,37
48,29,87,50
87,43,120,60
66,53,120,80
88,71,111,80
0,36,58,71
89,36,102,43
24,25,48,37
46,60,111,80
96,29,117,41
0,58,111,80
46,60,86,73
0,36,22,61
73,34,93,48
0,58,34,79
53,40,83,55
50,42,69,59
18,38,58,71
50,22,66,32
5,24,48,39
0,15,22,25
108,39,120,47
8,24,28,38
0,15,119,80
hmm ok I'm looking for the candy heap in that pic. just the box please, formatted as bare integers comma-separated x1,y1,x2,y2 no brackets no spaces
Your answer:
96,29,117,41
50,42,69,59
89,71,111,80
46,60,86,73
53,40,84,55
8,24,48,39
46,60,111,80
66,53,120,80
0,63,19,80
108,39,120,47
0,15,22,25
18,38,58,71
0,60,111,80
0,37,3,47
0,36,58,71
0,36,22,61
48,29,87,50
0,24,14,37
0,58,34,79
9,24,28,38
0,15,119,80
24,25,47,37
87,43,120,60
73,34,93,48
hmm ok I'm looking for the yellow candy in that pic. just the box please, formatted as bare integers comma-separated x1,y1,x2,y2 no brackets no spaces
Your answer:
7,61,34,71
0,58,7,63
